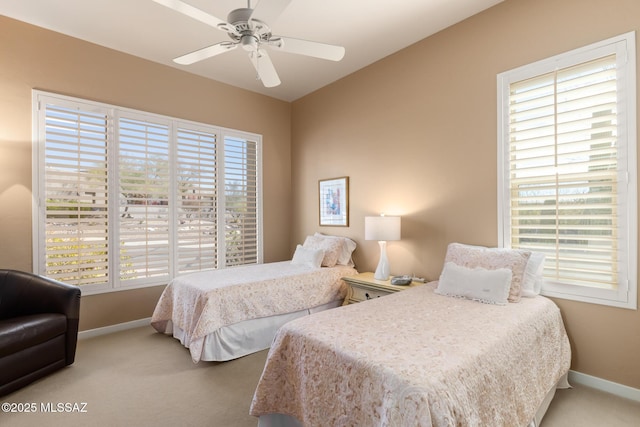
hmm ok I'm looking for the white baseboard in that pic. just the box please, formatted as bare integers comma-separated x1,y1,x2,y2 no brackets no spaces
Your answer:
569,370,640,402
78,317,152,340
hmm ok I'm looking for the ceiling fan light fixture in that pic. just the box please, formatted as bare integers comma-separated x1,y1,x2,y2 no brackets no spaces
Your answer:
241,34,259,52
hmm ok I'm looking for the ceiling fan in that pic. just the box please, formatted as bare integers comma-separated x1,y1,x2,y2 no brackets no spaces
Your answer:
152,0,346,88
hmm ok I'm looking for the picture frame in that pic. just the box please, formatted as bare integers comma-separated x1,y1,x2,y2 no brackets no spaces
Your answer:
319,176,349,227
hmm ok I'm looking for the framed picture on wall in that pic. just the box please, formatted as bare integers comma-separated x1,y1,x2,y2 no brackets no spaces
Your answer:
319,176,349,227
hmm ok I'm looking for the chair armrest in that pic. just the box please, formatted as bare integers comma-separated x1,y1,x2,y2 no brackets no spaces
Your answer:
0,270,81,365
0,270,81,320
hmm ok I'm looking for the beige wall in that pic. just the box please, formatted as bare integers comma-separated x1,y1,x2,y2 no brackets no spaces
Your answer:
291,0,640,389
0,16,292,330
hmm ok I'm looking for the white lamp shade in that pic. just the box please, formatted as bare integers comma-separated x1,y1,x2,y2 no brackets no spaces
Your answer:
365,216,401,241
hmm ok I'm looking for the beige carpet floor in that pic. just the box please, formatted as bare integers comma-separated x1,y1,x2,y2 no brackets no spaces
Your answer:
1,326,639,426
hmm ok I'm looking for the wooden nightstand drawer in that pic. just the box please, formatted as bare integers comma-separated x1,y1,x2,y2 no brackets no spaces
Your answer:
349,285,389,302
342,272,425,305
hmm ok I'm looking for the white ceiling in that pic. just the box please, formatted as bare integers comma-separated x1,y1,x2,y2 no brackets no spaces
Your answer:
1,0,503,101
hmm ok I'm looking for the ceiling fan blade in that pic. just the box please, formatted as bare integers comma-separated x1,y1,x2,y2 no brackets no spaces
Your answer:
268,36,345,61
152,0,227,29
248,49,281,88
174,42,237,65
250,0,292,25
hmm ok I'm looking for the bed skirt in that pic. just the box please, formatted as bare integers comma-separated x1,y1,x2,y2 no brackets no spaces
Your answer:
161,299,343,362
529,372,571,427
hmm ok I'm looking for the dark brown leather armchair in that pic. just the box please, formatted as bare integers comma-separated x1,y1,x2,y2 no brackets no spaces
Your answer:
0,269,81,396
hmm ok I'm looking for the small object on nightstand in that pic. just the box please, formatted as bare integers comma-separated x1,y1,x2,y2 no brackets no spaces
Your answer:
390,275,412,286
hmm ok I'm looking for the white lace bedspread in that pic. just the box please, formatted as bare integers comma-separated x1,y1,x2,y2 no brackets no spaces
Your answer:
151,261,356,362
250,282,571,426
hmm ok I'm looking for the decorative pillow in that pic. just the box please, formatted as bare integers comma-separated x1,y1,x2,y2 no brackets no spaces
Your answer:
521,251,545,297
314,232,357,266
444,243,531,302
291,245,324,269
436,262,512,305
302,235,342,267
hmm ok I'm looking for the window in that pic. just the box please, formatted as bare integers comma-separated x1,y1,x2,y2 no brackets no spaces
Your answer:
32,91,262,294
497,32,637,309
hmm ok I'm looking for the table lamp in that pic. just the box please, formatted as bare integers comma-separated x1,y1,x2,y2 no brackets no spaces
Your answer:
365,215,401,280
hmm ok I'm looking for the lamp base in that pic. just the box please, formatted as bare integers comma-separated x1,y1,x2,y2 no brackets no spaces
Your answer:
373,241,390,281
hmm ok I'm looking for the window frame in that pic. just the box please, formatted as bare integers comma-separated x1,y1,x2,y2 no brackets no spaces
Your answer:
32,90,263,295
497,32,637,309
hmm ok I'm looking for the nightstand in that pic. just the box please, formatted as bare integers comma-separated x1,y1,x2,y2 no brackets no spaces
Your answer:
342,272,424,305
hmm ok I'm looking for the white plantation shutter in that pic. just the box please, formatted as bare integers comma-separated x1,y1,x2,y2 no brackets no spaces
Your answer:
223,136,260,266
41,102,110,288
118,116,171,284
498,33,636,308
33,92,262,294
175,126,218,273
509,56,618,288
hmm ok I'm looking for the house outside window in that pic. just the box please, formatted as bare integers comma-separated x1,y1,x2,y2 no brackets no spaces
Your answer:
497,32,637,309
32,91,262,295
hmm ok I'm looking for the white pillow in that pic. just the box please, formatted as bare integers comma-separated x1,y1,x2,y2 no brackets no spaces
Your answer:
314,232,357,266
521,252,545,297
443,242,530,302
435,262,512,305
302,235,342,267
290,245,324,268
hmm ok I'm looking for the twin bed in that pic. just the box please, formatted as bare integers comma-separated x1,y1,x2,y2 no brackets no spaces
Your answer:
249,243,571,427
152,239,571,426
150,233,357,362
